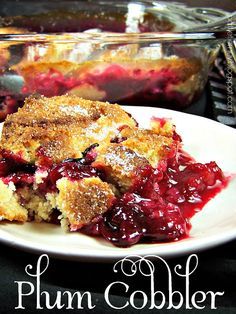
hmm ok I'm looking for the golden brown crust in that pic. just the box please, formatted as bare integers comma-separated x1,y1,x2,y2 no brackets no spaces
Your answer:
56,177,115,229
0,95,136,163
93,145,150,191
0,181,27,222
14,60,80,77
120,126,177,167
0,206,27,222
150,118,175,138
92,125,178,190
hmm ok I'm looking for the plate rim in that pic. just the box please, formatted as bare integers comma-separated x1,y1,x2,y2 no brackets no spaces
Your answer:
0,222,236,262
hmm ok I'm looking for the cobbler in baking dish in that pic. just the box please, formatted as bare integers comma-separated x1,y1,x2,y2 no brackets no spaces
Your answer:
0,96,228,247
15,48,203,108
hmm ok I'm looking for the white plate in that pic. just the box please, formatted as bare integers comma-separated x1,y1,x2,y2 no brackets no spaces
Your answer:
0,107,236,262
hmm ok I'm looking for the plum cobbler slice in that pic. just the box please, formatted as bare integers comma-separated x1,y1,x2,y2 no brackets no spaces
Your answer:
0,95,228,247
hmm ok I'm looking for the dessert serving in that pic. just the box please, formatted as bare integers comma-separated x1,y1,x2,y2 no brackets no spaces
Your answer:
0,95,228,247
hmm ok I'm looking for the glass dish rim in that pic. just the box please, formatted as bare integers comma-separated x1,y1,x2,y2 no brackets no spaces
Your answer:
0,0,235,43
0,31,232,44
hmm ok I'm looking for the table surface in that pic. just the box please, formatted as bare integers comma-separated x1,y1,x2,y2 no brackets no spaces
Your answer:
0,239,235,313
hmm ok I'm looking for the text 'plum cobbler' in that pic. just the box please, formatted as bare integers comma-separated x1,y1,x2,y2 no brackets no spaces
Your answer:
0,95,228,247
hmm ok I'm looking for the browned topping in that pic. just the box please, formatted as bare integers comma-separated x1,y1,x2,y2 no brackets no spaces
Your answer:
120,126,177,167
93,145,150,191
56,177,115,229
0,95,136,163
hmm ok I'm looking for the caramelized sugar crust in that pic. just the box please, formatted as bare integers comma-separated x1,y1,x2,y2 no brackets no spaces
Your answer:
56,177,115,229
120,126,177,167
0,95,136,164
93,145,150,192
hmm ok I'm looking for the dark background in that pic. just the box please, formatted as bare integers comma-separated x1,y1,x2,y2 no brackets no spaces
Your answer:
1,239,235,313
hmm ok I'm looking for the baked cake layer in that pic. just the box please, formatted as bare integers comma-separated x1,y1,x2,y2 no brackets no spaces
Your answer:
0,95,136,164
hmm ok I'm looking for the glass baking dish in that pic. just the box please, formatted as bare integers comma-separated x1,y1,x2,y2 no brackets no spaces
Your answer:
0,0,234,121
